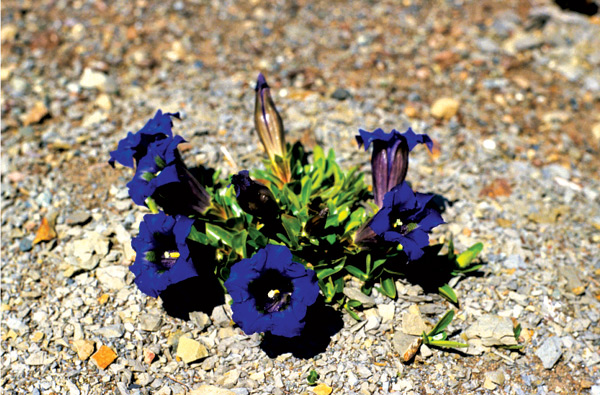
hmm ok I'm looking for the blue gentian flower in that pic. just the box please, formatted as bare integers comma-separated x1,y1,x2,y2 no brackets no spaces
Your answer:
126,135,211,216
356,128,433,208
109,110,179,168
368,182,444,261
130,212,197,298
225,245,319,338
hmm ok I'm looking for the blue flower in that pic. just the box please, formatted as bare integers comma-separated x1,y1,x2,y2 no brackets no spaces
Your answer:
126,135,211,216
225,245,319,338
368,182,444,261
356,128,433,207
130,212,197,298
109,110,179,168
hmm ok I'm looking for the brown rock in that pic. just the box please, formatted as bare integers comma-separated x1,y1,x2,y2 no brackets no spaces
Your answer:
91,345,117,369
22,101,50,126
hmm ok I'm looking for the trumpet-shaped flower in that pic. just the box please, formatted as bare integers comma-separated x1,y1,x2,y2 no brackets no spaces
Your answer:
109,110,179,168
356,128,433,208
224,245,319,337
368,182,444,261
254,73,291,183
130,212,197,298
126,135,211,216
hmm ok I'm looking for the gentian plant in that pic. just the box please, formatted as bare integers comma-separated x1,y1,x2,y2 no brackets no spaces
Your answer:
109,73,484,342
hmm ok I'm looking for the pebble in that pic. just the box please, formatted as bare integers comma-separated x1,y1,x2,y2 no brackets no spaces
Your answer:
392,332,422,362
189,311,211,331
312,383,333,395
91,345,118,370
430,98,460,120
79,68,108,90
401,305,429,336
535,336,563,370
95,265,129,290
95,324,125,339
139,313,162,332
65,211,92,226
189,385,236,395
72,339,95,361
331,88,351,101
464,315,518,347
176,337,209,364
210,305,231,327
343,287,376,308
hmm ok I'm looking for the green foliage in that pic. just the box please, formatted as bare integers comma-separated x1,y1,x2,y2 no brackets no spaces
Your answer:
184,142,485,310
307,369,319,386
422,310,468,349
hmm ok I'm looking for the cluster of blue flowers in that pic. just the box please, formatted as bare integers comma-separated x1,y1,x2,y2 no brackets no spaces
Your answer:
109,74,444,339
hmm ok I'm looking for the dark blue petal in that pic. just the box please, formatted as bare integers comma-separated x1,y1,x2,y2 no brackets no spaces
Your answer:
383,231,426,261
225,245,319,338
382,182,416,210
129,212,195,298
400,127,433,152
109,110,179,168
416,209,445,232
369,208,393,235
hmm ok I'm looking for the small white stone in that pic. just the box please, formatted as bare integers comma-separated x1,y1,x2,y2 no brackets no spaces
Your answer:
482,139,496,150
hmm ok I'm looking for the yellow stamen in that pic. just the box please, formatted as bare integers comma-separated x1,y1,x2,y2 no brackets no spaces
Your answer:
268,289,280,298
163,251,180,259
393,219,403,228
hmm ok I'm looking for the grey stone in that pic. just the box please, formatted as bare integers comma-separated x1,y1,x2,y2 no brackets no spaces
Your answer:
139,314,162,332
535,336,562,369
343,288,376,308
189,311,211,331
66,212,92,226
464,315,518,347
95,324,125,339
211,305,231,327
331,88,351,101
96,265,129,290
392,332,422,362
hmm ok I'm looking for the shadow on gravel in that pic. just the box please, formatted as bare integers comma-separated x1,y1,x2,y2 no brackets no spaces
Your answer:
160,275,225,320
259,298,344,359
403,243,487,306
160,243,225,320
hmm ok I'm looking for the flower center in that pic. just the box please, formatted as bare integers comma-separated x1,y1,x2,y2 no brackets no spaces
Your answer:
248,269,293,313
160,250,180,269
392,217,418,234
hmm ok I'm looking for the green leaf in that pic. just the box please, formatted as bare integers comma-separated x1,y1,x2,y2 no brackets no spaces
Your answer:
316,258,345,280
205,223,235,247
514,323,522,340
427,340,469,348
307,370,319,386
438,284,458,304
381,277,397,299
447,237,456,261
427,310,455,337
281,214,301,248
456,242,483,269
345,265,368,281
300,176,313,205
188,225,211,245
346,299,362,308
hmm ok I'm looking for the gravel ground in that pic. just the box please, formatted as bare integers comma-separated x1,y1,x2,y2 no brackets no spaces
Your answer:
2,0,600,394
